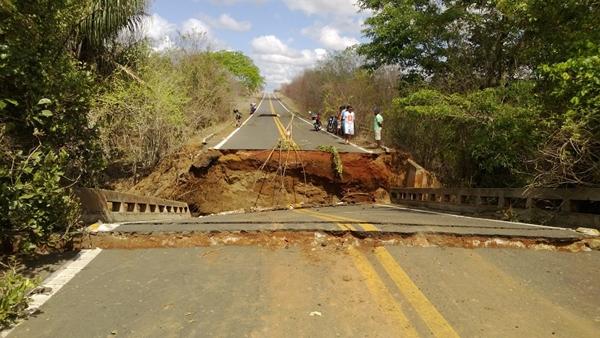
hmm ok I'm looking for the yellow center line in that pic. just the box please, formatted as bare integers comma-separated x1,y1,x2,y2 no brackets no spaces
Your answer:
269,97,286,138
296,208,460,338
268,96,299,148
347,246,420,337
294,209,419,336
374,247,460,338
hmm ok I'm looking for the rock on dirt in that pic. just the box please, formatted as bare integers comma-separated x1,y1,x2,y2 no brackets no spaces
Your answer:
123,146,431,215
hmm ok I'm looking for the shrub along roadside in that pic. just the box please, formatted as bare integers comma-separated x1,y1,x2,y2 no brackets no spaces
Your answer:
92,41,263,182
0,139,80,254
0,261,38,329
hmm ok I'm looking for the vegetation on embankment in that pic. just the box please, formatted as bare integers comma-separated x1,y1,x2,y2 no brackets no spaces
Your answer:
1,0,263,252
0,0,263,325
283,1,600,189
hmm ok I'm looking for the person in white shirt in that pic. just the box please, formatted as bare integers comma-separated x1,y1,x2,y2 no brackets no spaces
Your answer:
343,106,355,144
373,107,384,148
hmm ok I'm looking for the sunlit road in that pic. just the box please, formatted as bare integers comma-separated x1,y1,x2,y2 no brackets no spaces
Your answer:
215,93,369,153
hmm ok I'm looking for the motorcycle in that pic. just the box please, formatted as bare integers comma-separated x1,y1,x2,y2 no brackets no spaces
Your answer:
311,113,322,131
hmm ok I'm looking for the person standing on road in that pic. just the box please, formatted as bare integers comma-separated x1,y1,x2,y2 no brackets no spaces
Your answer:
373,107,384,148
233,109,242,127
343,106,355,144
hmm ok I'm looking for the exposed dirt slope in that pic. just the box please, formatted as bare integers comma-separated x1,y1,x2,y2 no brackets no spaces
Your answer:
128,145,423,215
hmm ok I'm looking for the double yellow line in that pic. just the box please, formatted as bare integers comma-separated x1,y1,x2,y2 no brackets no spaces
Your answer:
296,208,460,338
268,96,299,149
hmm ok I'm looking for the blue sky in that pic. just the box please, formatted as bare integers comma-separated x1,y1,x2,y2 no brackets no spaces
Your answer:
144,0,368,90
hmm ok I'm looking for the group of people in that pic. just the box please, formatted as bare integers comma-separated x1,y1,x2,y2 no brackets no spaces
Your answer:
235,100,385,149
333,106,384,148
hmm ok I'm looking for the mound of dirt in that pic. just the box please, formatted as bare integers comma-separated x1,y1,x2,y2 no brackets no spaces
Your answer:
125,145,431,215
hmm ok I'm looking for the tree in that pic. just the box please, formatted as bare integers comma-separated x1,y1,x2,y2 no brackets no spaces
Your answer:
358,0,600,91
210,51,264,92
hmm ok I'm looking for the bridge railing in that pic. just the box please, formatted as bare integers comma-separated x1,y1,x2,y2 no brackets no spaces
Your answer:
390,187,600,229
75,188,192,224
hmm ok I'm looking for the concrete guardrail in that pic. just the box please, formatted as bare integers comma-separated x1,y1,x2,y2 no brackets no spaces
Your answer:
390,187,600,229
75,188,192,224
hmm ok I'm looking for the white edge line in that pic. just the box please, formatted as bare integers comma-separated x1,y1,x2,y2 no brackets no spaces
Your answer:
273,95,373,154
374,203,574,231
213,93,266,149
1,248,103,338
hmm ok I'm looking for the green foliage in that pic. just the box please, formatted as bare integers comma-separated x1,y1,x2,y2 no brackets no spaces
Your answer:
0,139,80,252
76,0,147,49
210,51,264,92
358,0,600,90
318,145,343,179
0,0,130,184
0,0,149,253
389,84,542,187
92,42,254,178
534,49,600,186
354,0,599,187
92,52,189,176
0,261,38,329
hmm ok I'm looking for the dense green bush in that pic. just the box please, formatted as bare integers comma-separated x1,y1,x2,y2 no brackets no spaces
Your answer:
0,134,80,253
389,83,543,187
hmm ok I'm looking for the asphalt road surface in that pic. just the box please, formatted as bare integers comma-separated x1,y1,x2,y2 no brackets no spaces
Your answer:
215,93,370,153
7,205,600,338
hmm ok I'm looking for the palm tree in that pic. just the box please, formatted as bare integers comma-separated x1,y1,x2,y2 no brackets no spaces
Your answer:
74,0,148,67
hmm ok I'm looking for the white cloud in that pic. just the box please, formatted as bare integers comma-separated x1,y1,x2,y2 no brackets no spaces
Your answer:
181,18,211,35
141,13,177,51
302,25,359,50
282,0,361,17
251,35,328,88
140,14,226,51
252,35,294,56
205,13,252,32
153,35,175,52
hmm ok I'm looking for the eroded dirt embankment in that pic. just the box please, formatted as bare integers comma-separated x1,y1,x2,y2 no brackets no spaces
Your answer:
125,145,420,215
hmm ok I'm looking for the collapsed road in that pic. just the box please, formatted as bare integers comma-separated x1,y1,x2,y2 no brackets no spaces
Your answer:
7,205,600,338
5,95,600,337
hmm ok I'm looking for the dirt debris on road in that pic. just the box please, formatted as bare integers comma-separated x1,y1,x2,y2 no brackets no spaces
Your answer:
122,145,430,215
78,230,599,253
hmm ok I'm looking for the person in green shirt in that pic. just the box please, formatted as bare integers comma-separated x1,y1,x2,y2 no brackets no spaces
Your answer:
373,107,384,148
